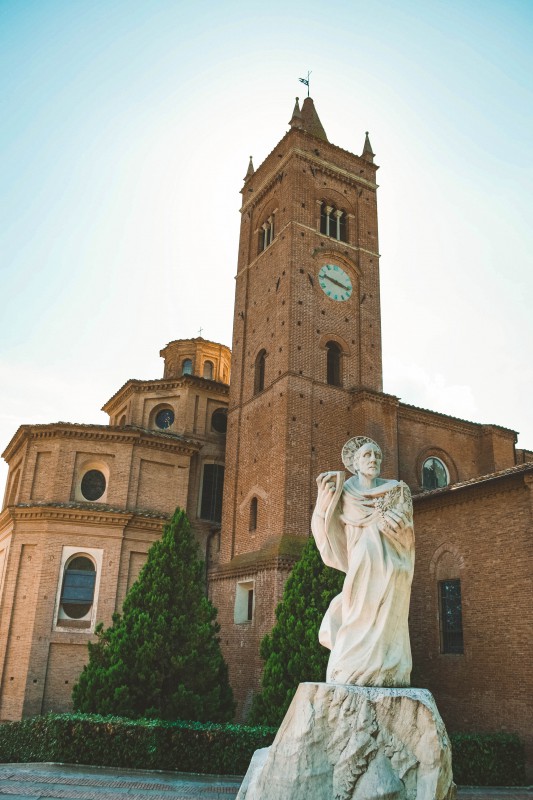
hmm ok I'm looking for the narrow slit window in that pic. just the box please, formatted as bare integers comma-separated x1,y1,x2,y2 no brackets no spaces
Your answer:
200,464,225,523
254,349,266,394
439,579,464,654
326,341,342,386
249,497,258,531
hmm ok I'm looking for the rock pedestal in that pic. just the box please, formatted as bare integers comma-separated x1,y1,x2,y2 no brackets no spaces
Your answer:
237,683,456,800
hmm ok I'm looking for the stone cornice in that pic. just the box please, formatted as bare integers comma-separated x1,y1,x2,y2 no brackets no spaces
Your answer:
2,422,201,463
349,388,400,407
0,502,169,530
208,554,297,580
398,402,517,439
102,375,229,413
241,143,378,215
209,533,307,578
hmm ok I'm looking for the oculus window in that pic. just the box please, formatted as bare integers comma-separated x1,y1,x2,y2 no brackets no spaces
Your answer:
211,408,228,434
422,457,449,490
439,579,464,654
80,469,106,502
155,408,174,429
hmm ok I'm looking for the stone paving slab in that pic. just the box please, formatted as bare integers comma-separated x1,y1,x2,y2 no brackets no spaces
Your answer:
0,763,530,800
0,765,241,800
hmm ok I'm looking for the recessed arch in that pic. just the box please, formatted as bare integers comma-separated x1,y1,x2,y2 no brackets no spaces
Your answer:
429,542,465,577
318,332,351,355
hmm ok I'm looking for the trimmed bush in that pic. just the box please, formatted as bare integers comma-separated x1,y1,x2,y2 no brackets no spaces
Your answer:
450,732,525,786
0,713,276,775
0,716,525,785
73,508,234,723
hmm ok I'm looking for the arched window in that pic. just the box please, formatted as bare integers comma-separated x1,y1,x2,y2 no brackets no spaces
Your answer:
254,349,266,394
249,497,258,531
422,457,449,490
182,358,193,375
60,555,96,620
259,214,275,252
203,360,214,379
326,341,342,386
320,202,347,242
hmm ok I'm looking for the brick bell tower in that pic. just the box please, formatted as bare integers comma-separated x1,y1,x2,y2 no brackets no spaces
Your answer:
209,97,395,716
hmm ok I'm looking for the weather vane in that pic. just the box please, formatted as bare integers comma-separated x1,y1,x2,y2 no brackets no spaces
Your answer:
299,70,311,97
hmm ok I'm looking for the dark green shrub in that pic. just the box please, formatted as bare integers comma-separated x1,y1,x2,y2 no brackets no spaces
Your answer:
0,716,525,785
450,732,525,786
0,714,276,775
73,508,234,723
250,535,344,726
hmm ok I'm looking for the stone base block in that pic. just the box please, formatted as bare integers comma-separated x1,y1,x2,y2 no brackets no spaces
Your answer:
237,682,456,800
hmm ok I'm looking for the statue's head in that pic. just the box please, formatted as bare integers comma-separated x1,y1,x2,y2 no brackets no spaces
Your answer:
342,436,382,476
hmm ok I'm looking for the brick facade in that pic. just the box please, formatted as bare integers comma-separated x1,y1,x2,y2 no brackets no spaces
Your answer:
0,97,531,775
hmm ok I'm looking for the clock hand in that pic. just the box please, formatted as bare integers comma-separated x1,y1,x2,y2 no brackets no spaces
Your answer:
326,275,350,290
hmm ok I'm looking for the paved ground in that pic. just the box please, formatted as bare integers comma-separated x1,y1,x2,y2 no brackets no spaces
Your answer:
0,763,530,800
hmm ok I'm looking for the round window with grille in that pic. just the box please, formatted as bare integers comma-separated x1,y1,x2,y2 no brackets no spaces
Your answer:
80,470,106,501
212,408,228,434
155,408,175,429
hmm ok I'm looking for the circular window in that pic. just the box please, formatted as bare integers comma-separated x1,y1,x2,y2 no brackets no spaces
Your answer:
422,457,449,490
80,470,106,501
212,408,228,434
155,408,175,429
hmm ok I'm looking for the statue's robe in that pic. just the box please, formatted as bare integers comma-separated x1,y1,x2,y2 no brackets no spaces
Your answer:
311,476,415,686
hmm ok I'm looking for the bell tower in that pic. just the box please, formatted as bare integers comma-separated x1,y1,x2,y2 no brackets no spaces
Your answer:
210,97,394,714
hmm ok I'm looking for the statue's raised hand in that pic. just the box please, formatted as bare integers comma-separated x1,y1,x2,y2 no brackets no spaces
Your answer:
315,472,337,517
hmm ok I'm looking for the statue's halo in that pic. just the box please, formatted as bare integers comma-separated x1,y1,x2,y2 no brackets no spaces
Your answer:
341,436,381,474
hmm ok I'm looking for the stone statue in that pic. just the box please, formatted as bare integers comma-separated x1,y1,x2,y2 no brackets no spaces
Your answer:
237,438,456,800
311,436,415,687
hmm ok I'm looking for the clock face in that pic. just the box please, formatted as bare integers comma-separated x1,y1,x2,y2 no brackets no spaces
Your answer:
318,264,352,301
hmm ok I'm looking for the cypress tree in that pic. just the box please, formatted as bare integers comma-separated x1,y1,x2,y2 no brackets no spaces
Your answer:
72,508,234,723
249,535,344,726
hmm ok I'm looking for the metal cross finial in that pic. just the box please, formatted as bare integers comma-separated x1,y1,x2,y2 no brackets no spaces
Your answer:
299,70,311,97
198,327,203,337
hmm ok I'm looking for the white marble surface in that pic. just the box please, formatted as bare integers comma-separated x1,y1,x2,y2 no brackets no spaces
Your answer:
312,439,415,686
237,682,456,800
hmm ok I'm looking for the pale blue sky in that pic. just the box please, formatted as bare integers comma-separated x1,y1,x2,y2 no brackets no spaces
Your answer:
1,0,532,496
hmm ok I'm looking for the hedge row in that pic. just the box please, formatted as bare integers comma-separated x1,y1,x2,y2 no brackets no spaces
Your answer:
0,714,526,785
0,714,276,776
450,732,525,786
